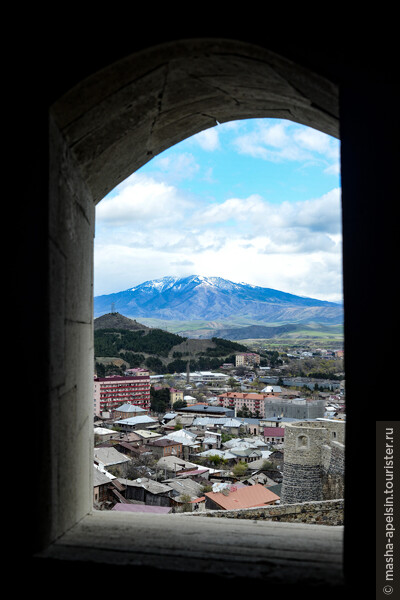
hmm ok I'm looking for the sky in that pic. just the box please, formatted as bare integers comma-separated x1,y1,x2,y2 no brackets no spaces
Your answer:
94,118,342,303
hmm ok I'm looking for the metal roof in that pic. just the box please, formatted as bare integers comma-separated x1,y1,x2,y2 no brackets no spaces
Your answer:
94,447,131,466
118,477,172,494
117,415,157,425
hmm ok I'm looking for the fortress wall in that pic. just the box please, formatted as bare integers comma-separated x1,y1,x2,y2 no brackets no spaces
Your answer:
322,440,346,500
281,421,345,504
178,499,344,526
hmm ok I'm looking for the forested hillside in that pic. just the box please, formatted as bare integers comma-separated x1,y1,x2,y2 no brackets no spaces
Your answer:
94,328,185,357
94,326,249,375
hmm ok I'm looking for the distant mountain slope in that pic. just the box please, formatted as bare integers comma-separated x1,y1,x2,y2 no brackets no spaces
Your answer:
199,323,343,340
94,275,343,325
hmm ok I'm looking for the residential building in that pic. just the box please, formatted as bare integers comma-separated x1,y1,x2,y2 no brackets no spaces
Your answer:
93,446,131,474
264,397,325,419
115,414,158,433
204,483,280,510
119,477,173,506
260,416,301,429
181,371,230,386
93,466,113,505
146,438,183,459
94,373,151,416
263,427,285,444
218,392,268,417
112,402,148,420
169,388,184,406
179,403,233,417
235,352,260,367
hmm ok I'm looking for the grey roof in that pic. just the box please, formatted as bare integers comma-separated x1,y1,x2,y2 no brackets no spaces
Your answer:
180,404,230,414
94,426,117,435
115,403,146,413
193,416,243,427
156,456,198,472
93,466,112,487
163,412,178,419
163,477,203,499
197,448,237,460
94,447,131,466
231,448,262,458
234,417,262,425
118,477,172,495
117,415,157,425
223,418,244,427
261,416,303,422
160,429,198,446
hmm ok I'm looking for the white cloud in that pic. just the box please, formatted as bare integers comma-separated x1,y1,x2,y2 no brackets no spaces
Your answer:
293,126,333,155
195,188,342,235
152,152,200,182
192,127,220,151
96,173,191,227
232,119,339,170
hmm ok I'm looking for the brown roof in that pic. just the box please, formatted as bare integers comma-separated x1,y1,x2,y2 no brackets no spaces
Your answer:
205,484,279,510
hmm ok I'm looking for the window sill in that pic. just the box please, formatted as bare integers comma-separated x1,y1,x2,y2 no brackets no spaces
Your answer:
38,510,344,586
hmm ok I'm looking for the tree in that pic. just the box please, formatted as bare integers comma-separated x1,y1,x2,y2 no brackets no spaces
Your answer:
237,404,252,418
150,386,170,413
172,399,187,410
232,461,248,477
145,356,164,373
125,454,157,480
178,493,192,513
227,377,239,388
206,454,228,468
261,460,274,470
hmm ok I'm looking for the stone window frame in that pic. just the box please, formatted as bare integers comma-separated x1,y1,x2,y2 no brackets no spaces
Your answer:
33,35,396,592
296,434,310,450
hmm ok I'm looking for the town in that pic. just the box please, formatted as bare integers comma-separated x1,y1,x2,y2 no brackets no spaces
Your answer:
93,348,345,521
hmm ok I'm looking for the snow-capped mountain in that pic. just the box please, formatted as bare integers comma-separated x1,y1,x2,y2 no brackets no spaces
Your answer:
94,275,343,324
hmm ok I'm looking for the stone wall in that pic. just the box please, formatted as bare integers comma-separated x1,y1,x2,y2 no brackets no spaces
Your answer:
179,499,344,526
322,440,345,500
280,421,345,504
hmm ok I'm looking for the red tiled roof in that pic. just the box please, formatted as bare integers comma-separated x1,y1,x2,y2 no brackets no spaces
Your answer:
205,484,280,510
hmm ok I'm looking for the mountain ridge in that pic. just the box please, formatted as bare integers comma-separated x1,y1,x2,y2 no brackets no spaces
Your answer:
94,275,343,325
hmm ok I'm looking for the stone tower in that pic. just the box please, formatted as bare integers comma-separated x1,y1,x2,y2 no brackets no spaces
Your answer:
281,420,345,504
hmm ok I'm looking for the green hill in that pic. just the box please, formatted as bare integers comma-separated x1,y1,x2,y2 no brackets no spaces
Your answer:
94,312,150,331
93,313,249,375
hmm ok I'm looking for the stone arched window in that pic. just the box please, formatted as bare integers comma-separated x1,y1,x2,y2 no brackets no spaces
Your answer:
296,434,309,449
35,32,398,592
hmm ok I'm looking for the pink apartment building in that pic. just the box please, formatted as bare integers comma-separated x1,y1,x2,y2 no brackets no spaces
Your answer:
218,392,269,417
94,373,151,416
